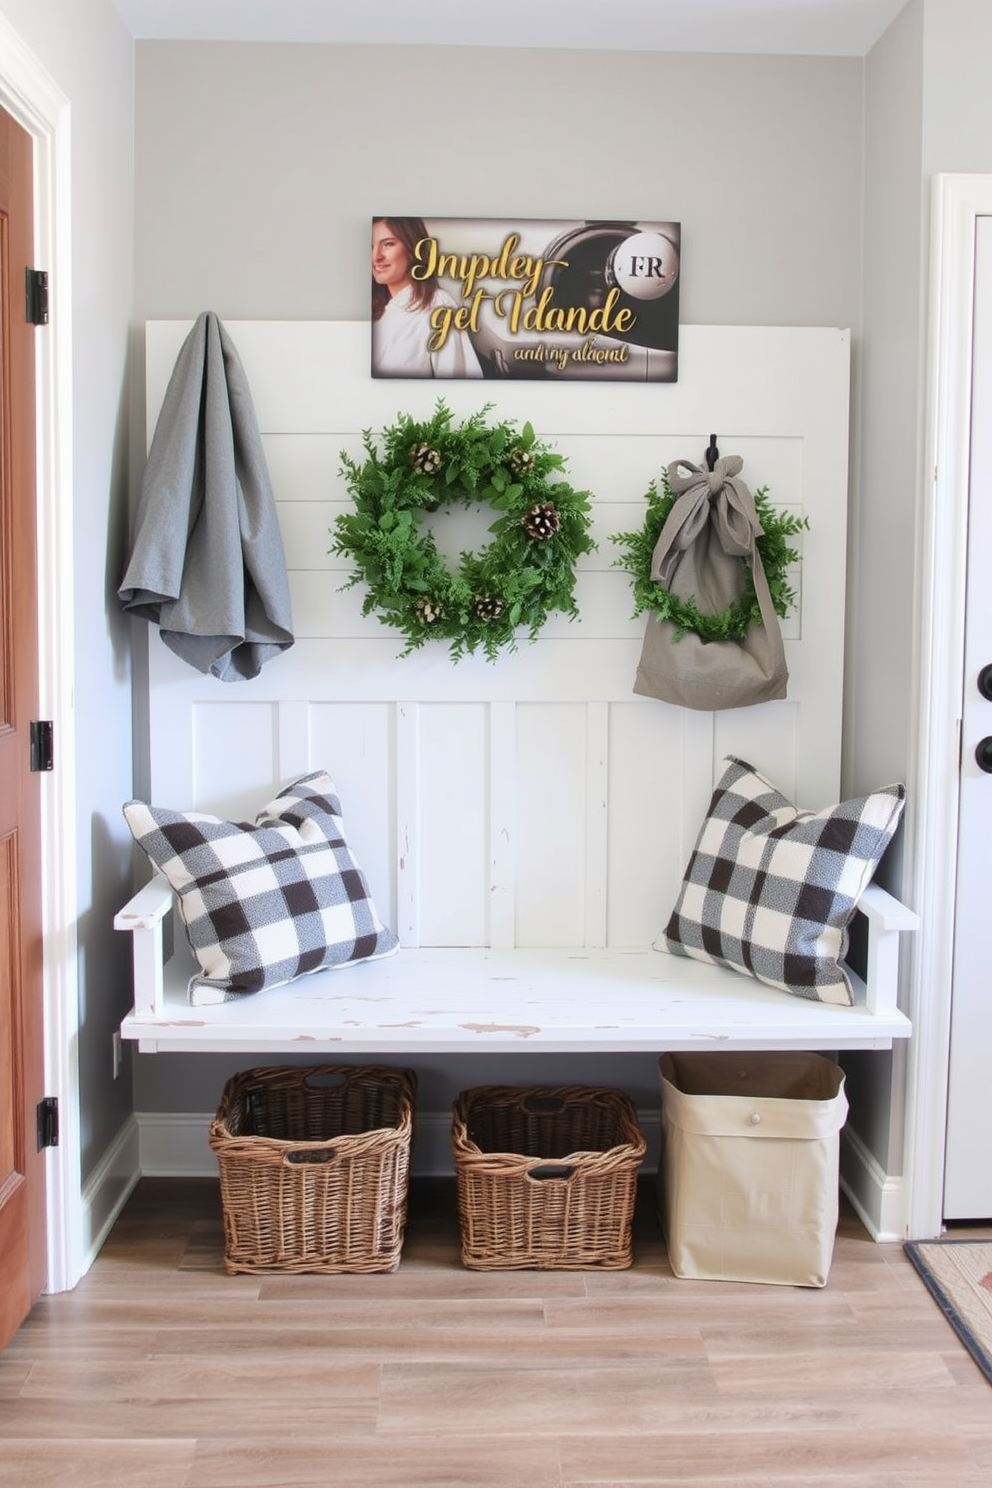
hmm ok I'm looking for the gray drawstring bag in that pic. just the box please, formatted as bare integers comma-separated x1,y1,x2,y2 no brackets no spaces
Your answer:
633,456,788,711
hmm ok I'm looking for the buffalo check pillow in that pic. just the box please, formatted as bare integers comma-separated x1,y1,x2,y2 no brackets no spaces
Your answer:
123,771,399,1006
658,756,906,1005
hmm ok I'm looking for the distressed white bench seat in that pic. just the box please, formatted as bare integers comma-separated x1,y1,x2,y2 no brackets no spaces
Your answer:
117,873,915,1056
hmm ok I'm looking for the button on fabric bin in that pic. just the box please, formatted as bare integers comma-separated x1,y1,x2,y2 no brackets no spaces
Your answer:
452,1084,646,1271
209,1064,415,1275
658,1052,848,1287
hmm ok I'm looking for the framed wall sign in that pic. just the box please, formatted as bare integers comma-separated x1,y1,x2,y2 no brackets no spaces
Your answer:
370,216,681,383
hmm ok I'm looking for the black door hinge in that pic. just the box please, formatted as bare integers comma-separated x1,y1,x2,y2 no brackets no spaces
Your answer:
25,268,49,325
29,720,53,772
37,1096,59,1151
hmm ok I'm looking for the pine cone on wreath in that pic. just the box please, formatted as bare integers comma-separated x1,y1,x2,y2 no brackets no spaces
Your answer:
413,596,445,625
508,447,535,478
521,502,561,540
409,441,442,475
473,595,506,623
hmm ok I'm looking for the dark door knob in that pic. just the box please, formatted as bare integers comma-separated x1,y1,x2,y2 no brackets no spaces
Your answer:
976,737,992,773
979,665,992,701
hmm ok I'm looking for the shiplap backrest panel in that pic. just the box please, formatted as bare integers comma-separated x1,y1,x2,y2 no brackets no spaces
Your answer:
142,321,850,950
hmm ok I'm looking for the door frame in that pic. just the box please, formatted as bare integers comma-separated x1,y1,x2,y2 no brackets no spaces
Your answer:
905,173,992,1239
0,15,80,1292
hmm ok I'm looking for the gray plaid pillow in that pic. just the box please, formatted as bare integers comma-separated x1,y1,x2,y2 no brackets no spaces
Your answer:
123,771,399,1006
658,756,905,1005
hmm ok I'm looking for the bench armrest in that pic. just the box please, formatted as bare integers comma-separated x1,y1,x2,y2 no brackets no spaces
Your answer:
856,882,919,1016
114,874,175,1016
114,873,174,930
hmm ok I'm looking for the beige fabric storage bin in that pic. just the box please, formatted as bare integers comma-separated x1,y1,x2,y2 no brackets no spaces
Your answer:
658,1051,848,1287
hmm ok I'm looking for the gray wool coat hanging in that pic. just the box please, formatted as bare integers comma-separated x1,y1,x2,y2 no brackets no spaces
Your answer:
118,311,294,681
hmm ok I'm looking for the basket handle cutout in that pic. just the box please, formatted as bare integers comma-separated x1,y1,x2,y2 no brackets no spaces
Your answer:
303,1072,348,1091
284,1148,338,1165
522,1094,565,1115
527,1164,575,1182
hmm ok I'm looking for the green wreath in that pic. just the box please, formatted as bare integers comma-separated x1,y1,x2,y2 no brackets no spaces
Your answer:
332,400,597,662
610,468,808,643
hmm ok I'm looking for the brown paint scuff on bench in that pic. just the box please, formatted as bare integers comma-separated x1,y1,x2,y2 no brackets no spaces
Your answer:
460,1022,542,1038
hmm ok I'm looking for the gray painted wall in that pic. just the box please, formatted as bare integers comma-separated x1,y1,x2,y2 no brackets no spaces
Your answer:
841,0,924,1180
132,43,864,329
13,0,991,1205
922,0,992,172
128,40,867,1122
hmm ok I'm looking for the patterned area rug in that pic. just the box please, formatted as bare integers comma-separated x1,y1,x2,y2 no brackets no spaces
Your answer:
905,1239,992,1384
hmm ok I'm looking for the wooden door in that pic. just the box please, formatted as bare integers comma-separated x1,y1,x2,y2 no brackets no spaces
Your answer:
0,103,46,1351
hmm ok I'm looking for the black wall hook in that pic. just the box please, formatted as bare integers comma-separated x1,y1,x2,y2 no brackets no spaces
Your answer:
705,434,719,471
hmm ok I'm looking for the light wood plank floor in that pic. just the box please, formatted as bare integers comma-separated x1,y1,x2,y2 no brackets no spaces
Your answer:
1,1177,990,1487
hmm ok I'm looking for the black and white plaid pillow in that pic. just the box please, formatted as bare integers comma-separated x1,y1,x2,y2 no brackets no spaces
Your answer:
658,756,905,1005
123,771,399,1006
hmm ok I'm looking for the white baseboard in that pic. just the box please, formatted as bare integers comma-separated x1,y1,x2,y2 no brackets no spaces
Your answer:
840,1124,905,1241
134,1107,663,1179
83,1111,896,1272
136,1110,216,1176
78,1115,141,1277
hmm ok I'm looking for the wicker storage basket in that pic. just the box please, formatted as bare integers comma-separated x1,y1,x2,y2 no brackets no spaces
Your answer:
209,1064,416,1275
452,1084,646,1271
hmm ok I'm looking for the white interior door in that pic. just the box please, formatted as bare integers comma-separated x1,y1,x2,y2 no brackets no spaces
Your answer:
943,214,992,1220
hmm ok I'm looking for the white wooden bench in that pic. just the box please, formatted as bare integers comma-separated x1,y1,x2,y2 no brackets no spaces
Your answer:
122,319,916,1077
116,872,915,1056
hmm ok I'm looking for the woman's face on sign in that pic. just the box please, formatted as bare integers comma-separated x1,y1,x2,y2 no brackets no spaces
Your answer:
372,223,413,295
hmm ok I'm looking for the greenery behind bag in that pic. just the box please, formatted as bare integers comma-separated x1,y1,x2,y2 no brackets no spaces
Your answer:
631,456,791,711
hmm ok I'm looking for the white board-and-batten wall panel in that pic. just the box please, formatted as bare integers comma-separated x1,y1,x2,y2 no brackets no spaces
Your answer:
142,321,850,953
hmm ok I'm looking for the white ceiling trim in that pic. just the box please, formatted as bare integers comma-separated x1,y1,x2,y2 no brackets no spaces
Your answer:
110,0,910,57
